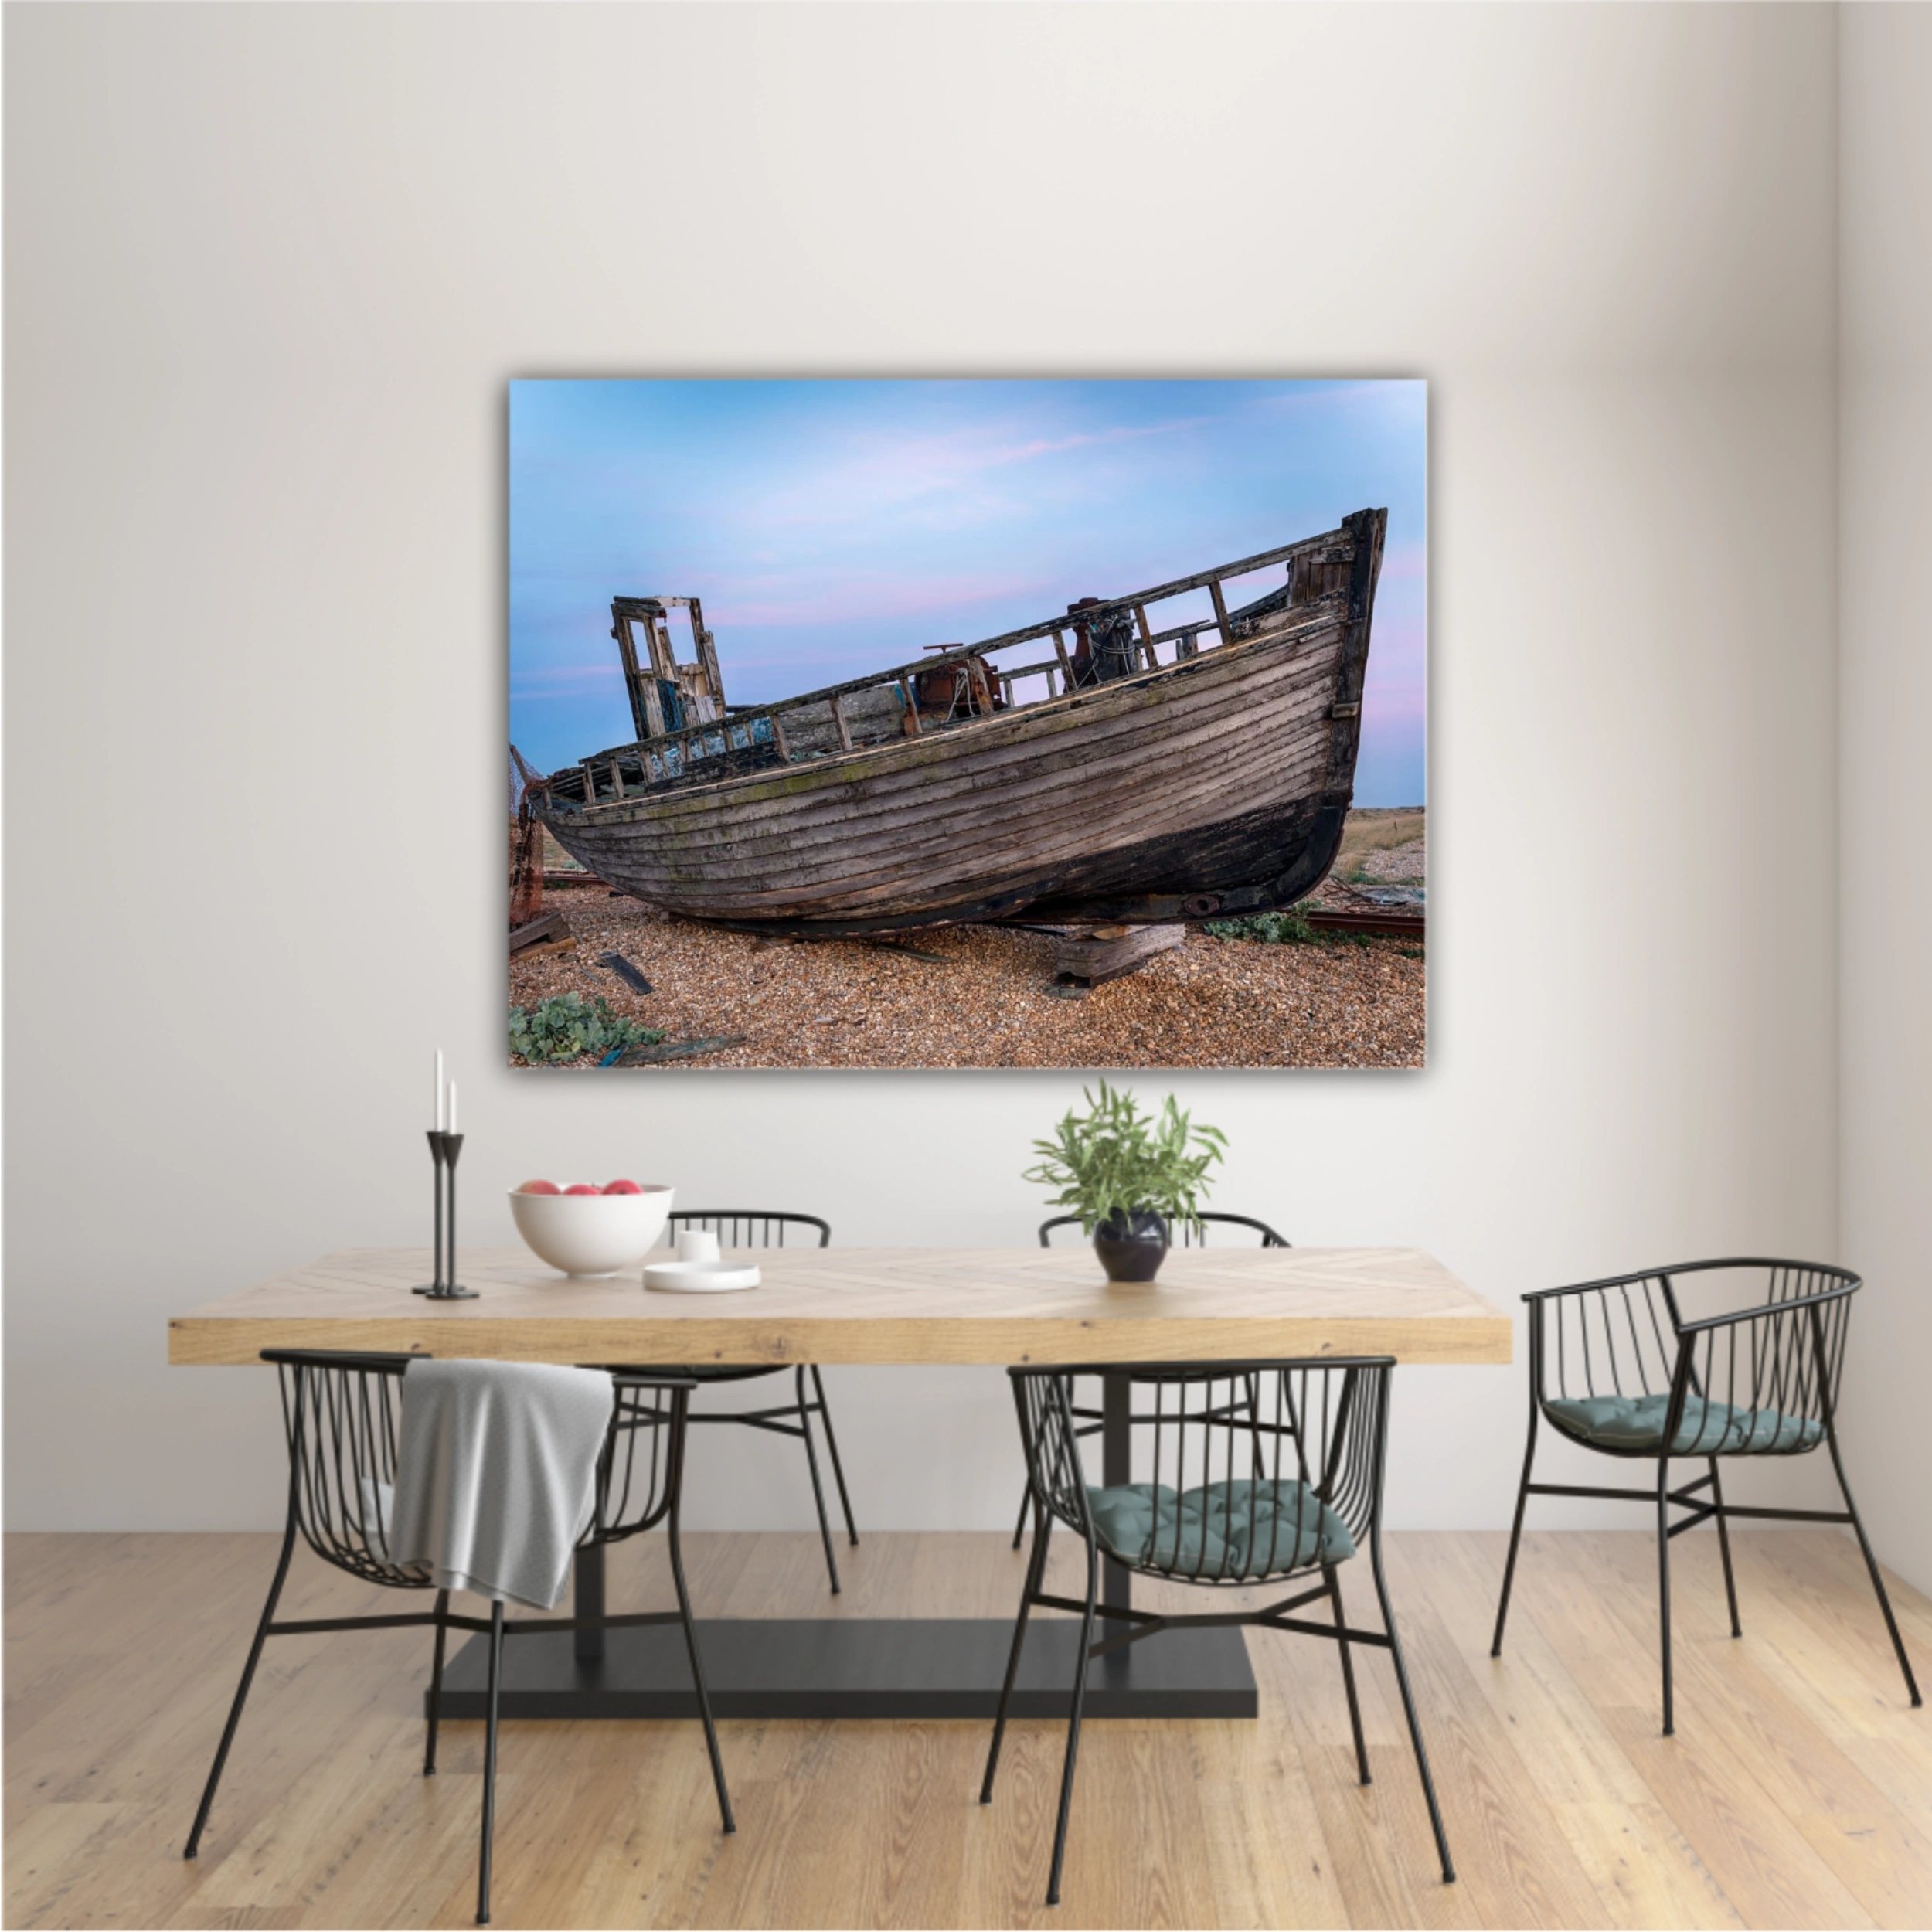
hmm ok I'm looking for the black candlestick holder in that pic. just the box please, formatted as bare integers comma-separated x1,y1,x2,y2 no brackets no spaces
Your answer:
413,1130,477,1298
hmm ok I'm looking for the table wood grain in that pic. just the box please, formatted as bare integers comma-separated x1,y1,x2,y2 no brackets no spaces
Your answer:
167,1245,1511,1368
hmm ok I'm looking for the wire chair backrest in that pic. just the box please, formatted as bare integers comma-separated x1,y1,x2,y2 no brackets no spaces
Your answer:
1527,1260,1860,1455
1009,1358,1393,1585
595,1376,694,1539
1666,1274,1859,1454
262,1350,694,1587
1036,1213,1289,1248
664,1210,832,1250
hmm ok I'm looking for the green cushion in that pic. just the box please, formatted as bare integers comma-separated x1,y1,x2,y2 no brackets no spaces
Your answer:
1544,1393,1822,1455
1086,1478,1355,1579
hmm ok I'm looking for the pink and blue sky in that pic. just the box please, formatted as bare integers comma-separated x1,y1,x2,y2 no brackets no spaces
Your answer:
509,379,1425,804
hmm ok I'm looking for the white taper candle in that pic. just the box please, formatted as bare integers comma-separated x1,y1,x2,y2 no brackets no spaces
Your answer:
448,1082,458,1137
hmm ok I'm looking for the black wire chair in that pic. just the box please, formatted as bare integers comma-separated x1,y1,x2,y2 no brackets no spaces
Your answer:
182,1350,733,1925
1038,1212,1290,1250
1013,1213,1291,1547
985,1356,1454,1906
618,1211,858,1593
1491,1259,1921,1736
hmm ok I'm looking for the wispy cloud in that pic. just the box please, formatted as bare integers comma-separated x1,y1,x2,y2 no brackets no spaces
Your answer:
713,569,1055,634
744,413,1216,533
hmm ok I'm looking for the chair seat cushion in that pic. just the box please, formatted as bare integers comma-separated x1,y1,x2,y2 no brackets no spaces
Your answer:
1543,1393,1822,1454
1085,1478,1355,1579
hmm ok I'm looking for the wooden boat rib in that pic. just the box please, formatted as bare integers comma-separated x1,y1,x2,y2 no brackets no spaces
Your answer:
530,507,1387,932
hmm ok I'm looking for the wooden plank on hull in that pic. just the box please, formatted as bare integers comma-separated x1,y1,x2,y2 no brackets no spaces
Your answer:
556,677,1342,889
547,729,1337,917
581,628,1347,844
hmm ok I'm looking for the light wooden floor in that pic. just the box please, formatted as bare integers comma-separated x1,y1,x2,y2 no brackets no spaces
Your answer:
5,1529,1930,1930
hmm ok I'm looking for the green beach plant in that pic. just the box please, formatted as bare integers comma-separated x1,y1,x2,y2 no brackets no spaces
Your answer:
1204,905,1319,944
1023,1080,1228,1235
509,994,664,1065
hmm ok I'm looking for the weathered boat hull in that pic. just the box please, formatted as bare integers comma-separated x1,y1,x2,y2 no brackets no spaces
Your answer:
538,509,1385,933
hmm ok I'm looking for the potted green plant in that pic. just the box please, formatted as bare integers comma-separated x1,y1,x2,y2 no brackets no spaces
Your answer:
1024,1080,1228,1283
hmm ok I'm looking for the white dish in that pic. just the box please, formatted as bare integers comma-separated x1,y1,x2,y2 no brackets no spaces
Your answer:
644,1260,763,1294
509,1185,674,1277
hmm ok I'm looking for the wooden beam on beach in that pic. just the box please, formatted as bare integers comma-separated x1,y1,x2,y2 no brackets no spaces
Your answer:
614,1034,747,1066
511,910,574,955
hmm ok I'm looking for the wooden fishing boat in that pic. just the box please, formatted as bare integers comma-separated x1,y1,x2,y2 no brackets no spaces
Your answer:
529,507,1387,934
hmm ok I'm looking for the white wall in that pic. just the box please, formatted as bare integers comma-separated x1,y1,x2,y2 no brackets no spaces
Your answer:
1838,3,1932,1596
4,4,1845,1537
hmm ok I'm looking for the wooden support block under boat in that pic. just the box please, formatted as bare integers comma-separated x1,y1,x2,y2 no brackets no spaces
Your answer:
510,910,573,955
1041,921,1187,988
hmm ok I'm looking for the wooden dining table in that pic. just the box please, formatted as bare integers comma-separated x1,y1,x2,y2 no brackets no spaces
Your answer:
169,1243,1510,1723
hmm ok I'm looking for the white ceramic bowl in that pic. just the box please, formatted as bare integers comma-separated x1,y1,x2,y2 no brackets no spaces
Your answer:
509,1185,675,1278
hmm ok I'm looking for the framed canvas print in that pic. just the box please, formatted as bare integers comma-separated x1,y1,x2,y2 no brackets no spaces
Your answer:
509,379,1424,1070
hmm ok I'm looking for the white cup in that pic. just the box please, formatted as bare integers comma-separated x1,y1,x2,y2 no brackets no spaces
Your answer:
675,1228,722,1264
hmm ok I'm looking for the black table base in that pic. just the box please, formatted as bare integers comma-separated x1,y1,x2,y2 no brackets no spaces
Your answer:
433,1616,1257,1721
434,1375,1256,1722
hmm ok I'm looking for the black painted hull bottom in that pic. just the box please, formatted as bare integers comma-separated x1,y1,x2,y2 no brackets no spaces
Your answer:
629,794,1350,937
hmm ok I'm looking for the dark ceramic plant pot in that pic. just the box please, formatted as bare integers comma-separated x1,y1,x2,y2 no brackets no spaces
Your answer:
1093,1209,1171,1284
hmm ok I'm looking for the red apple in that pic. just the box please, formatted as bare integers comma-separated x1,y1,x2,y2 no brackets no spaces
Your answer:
518,1179,562,1196
563,1182,600,1196
602,1179,643,1195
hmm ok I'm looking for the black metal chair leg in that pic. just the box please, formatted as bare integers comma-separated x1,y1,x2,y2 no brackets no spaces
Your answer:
1490,1407,1538,1657
1655,1457,1675,1736
1011,1482,1033,1551
184,1515,298,1858
423,1588,451,1774
982,1505,1051,1802
794,1367,844,1595
1369,1533,1454,1884
1326,1563,1371,1786
1706,1459,1742,1638
1045,1542,1099,1907
808,1366,859,1548
1825,1431,1923,1707
668,1501,736,1833
476,1599,505,1926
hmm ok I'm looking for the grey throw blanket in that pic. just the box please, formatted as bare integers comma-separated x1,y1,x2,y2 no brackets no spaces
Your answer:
386,1359,615,1611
